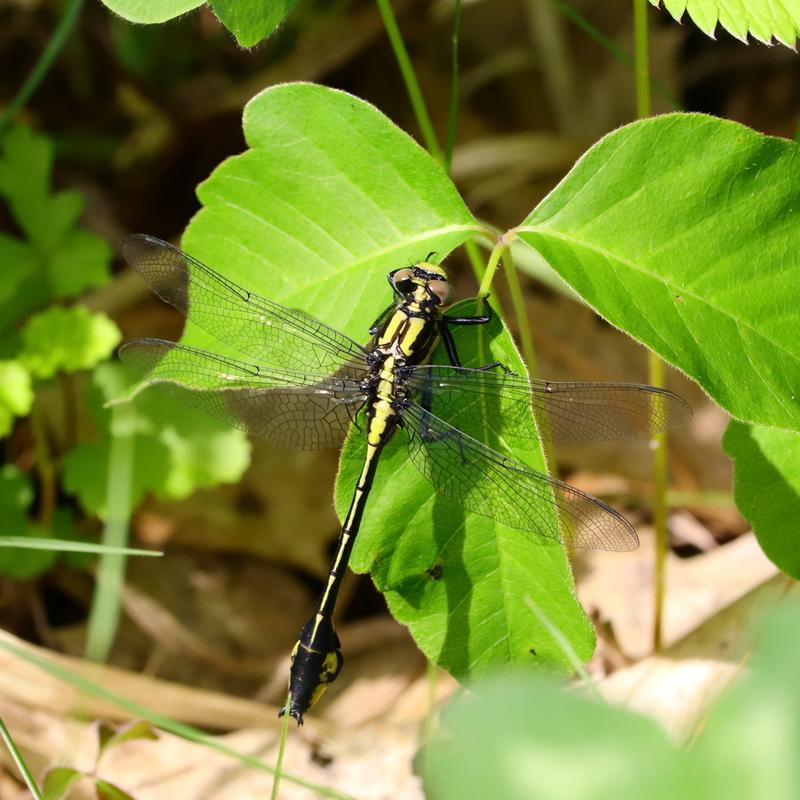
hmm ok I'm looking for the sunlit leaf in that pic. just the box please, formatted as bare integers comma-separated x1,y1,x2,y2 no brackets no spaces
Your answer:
209,0,297,46
19,306,121,380
181,83,591,673
99,0,203,24
0,360,32,435
516,113,800,432
650,0,800,47
723,422,800,580
42,766,83,800
101,0,296,46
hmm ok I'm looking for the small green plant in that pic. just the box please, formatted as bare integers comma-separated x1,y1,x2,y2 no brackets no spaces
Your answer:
421,603,800,800
0,122,251,654
42,721,158,800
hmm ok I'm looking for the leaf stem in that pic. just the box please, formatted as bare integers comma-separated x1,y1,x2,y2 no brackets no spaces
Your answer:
375,0,443,162
633,0,668,653
0,0,85,132
501,249,558,477
477,235,513,299
501,250,537,375
85,403,135,662
0,717,43,800
445,0,462,172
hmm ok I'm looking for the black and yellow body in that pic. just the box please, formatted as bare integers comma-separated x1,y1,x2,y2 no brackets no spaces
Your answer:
280,262,490,724
120,234,688,729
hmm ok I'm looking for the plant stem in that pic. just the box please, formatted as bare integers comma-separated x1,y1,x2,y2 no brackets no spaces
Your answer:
30,401,56,530
0,0,85,132
85,403,135,662
445,0,462,172
375,0,443,162
478,236,512,299
549,0,682,110
501,250,537,375
0,717,43,800
633,0,651,118
270,691,292,800
633,0,668,653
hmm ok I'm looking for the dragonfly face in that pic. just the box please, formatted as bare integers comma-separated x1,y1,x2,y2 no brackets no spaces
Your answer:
389,262,455,308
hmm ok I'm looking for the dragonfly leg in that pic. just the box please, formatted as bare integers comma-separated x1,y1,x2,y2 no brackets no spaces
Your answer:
440,317,511,373
369,301,397,335
279,615,343,725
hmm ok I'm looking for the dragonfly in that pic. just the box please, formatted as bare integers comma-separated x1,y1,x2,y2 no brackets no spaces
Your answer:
119,234,691,724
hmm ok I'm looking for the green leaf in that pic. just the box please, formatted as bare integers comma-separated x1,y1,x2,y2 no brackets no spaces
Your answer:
183,83,483,351
20,306,121,380
0,124,111,324
63,429,169,518
0,466,57,579
42,766,84,800
0,361,33,435
209,0,297,47
0,233,37,304
48,228,113,299
95,780,137,800
515,113,800,432
101,0,294,45
723,421,800,580
423,604,800,800
97,720,159,758
650,0,800,46
424,677,681,800
179,84,586,675
63,363,249,516
99,0,204,23
336,302,593,679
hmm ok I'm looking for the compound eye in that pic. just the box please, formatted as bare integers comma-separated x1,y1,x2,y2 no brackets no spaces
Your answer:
392,268,415,292
429,279,454,305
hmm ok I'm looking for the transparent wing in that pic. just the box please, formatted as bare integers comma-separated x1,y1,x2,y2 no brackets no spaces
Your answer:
122,234,369,377
401,402,638,551
120,339,367,450
408,365,692,444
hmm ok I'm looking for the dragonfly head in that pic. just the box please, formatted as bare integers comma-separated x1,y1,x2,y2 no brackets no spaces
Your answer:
390,261,454,307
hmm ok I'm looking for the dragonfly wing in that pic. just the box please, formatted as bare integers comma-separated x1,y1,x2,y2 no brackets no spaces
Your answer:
401,402,638,551
122,235,369,377
120,339,367,450
408,365,691,444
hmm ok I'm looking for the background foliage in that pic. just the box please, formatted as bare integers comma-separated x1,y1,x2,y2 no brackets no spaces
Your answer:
1,0,800,797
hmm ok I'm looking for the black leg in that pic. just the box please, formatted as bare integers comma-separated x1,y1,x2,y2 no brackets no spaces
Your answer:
440,321,462,367
443,300,494,326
